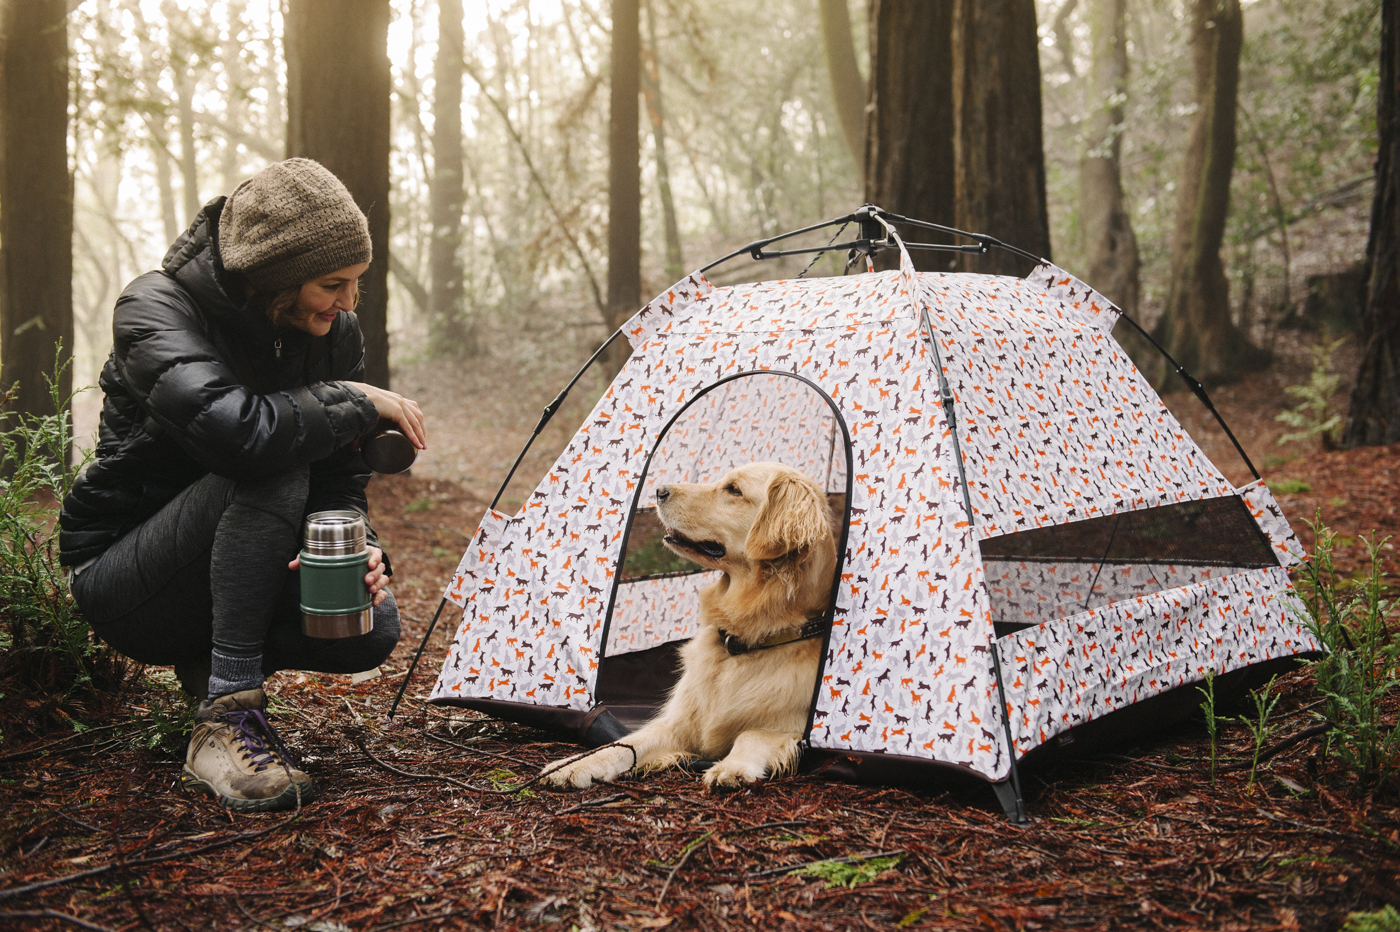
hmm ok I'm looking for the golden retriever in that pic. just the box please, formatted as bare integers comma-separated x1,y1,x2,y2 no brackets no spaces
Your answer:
543,462,837,790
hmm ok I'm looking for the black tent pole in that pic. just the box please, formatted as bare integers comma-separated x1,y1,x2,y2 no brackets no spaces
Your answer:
919,306,1030,826
386,325,627,721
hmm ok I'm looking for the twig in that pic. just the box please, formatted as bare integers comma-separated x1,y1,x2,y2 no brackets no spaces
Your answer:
0,813,300,899
365,908,470,932
0,910,115,932
0,723,131,763
423,729,537,767
747,849,907,880
234,898,282,931
723,820,809,838
656,831,712,908
556,793,630,814
1218,723,1330,773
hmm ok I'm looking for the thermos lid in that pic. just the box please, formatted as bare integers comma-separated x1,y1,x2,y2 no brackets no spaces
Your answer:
303,510,367,555
362,428,417,474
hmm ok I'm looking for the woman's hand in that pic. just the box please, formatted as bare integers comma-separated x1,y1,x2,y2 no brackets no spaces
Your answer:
344,381,427,450
289,546,392,607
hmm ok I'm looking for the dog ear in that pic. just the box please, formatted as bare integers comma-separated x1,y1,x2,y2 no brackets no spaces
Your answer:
745,471,831,562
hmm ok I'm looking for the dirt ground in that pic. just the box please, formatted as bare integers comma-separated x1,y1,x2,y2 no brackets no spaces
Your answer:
2,332,1398,931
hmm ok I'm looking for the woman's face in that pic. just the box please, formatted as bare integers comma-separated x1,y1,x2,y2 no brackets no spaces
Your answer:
286,261,370,337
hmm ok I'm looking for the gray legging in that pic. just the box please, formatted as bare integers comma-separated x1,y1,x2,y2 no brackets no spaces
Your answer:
72,464,400,692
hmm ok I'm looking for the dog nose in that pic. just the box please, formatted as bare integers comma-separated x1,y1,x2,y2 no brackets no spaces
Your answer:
656,486,670,503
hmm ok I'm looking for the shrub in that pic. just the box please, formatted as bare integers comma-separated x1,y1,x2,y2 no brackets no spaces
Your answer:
0,354,130,727
1275,336,1347,449
1294,515,1400,787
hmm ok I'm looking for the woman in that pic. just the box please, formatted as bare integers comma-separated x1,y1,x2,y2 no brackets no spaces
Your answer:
59,159,425,812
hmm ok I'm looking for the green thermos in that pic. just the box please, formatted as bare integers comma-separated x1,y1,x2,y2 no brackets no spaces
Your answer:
299,510,374,638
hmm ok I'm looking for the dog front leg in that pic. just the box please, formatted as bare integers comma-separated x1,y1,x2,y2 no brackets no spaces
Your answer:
704,730,801,789
541,720,684,790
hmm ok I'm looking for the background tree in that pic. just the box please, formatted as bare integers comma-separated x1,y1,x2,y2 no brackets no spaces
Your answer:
952,0,1051,275
820,0,866,174
863,0,953,272
1343,0,1400,446
643,0,683,283
606,0,641,372
1150,0,1266,385
285,0,393,388
0,0,72,423
1079,0,1139,316
429,0,474,355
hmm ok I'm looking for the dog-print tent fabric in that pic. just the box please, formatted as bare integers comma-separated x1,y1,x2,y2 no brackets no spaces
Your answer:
429,243,1315,786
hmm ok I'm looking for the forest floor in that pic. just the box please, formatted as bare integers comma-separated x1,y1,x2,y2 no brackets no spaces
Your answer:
2,331,1398,931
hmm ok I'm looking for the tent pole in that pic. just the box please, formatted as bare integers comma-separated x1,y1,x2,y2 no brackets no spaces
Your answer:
1112,314,1261,482
390,324,629,720
388,596,449,719
489,325,627,512
920,307,1030,826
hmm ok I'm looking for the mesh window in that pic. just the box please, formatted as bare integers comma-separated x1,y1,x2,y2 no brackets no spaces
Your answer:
979,495,1278,637
607,372,849,658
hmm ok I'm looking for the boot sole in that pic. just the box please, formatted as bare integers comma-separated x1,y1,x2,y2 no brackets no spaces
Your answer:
181,767,315,812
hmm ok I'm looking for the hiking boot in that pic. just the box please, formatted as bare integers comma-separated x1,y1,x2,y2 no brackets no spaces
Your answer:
181,688,314,812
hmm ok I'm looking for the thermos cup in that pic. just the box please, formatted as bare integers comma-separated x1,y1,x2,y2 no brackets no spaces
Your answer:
299,510,374,638
360,417,417,474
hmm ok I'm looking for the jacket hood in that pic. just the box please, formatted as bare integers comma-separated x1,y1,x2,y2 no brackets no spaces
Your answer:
161,196,265,333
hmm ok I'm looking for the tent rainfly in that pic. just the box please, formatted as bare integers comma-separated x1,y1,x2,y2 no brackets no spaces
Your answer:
424,215,1314,819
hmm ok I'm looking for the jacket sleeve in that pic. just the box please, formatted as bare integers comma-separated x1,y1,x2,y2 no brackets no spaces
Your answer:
305,313,393,576
112,272,378,478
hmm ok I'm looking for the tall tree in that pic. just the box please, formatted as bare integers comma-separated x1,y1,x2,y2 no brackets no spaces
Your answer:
284,0,392,388
643,0,683,283
1079,0,1139,316
607,0,641,371
951,0,1051,275
429,0,474,355
820,0,867,174
1344,0,1400,446
1151,0,1265,385
0,0,72,423
863,0,954,273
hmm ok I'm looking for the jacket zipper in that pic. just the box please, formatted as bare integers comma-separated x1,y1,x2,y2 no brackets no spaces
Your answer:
274,338,282,359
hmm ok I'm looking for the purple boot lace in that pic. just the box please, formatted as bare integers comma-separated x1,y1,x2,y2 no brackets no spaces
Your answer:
225,708,300,773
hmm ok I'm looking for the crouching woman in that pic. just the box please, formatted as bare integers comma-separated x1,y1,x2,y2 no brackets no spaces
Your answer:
59,159,426,812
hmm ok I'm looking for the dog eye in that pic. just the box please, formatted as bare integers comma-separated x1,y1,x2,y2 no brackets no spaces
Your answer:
725,483,743,497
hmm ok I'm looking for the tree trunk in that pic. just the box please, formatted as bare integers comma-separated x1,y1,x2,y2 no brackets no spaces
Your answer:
429,0,475,356
606,0,641,374
0,0,72,426
1151,0,1266,386
820,0,867,174
285,0,393,388
1079,0,1139,316
643,0,683,283
863,0,953,272
951,0,1051,276
176,66,200,223
1343,0,1400,446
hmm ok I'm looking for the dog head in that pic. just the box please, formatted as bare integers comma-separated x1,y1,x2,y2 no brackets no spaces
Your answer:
656,462,836,616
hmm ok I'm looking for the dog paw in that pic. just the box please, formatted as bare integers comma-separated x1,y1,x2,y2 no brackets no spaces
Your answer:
703,758,766,790
541,747,633,789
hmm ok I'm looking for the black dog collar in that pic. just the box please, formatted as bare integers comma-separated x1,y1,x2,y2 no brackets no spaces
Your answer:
718,615,829,656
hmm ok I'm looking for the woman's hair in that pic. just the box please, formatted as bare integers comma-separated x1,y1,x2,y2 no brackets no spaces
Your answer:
259,281,362,330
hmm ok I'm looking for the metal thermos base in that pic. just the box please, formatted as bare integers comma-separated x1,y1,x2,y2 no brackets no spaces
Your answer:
302,608,374,639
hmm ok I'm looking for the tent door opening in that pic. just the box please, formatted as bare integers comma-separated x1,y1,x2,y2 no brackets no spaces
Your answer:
594,371,854,731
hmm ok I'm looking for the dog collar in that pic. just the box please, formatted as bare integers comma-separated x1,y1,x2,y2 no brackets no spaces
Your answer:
718,615,829,656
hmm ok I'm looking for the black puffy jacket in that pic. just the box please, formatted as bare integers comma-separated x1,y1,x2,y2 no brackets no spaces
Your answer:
60,197,385,567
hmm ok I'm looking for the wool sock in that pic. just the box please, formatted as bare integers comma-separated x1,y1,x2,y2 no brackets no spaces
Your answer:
207,649,265,699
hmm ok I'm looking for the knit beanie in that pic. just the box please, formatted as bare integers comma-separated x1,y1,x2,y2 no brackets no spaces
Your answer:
219,158,372,292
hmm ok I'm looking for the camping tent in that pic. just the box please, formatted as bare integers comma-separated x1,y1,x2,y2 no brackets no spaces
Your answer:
425,223,1314,816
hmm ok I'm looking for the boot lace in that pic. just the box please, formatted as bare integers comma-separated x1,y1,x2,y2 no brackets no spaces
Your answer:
225,708,299,774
